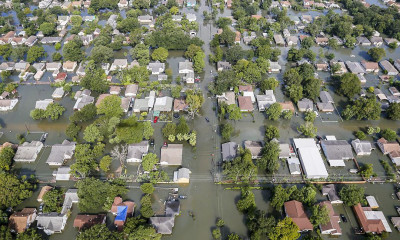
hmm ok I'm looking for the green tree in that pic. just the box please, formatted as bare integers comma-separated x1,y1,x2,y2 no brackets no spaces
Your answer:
269,217,300,240
310,204,330,227
131,43,150,66
122,66,150,84
185,44,203,60
90,46,114,63
99,155,112,172
140,183,155,194
30,109,46,120
337,73,361,98
140,194,154,218
52,52,62,61
260,77,278,92
151,47,169,62
186,89,204,119
236,187,256,213
227,104,242,121
355,130,366,140
63,38,84,62
45,103,66,120
360,163,376,178
39,22,56,36
193,51,206,72
303,78,321,100
287,85,303,103
271,185,295,211
77,224,120,240
84,124,104,143
162,123,176,138
66,123,81,140
97,95,123,118
221,123,234,142
223,149,257,183
16,228,42,240
55,42,61,50
342,97,381,120
339,185,366,206
304,111,317,122
298,122,317,137
266,103,282,120
142,153,158,172
42,188,64,213
258,141,280,173
70,103,97,123
381,128,398,141
176,117,190,135
265,125,279,141
367,47,386,62
301,37,314,49
76,178,128,212
0,146,15,171
0,173,34,208
143,121,154,140
387,102,400,120
26,46,45,63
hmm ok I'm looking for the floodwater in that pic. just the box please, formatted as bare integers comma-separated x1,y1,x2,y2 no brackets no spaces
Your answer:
3,0,400,239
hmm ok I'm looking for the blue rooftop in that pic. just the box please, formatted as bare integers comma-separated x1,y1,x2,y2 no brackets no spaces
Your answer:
115,206,128,222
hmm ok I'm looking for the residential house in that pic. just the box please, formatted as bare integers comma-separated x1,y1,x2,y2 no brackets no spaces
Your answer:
54,166,71,181
73,91,94,111
110,59,128,71
239,85,255,103
389,86,400,96
0,99,18,111
14,141,43,162
9,208,37,233
256,90,276,111
46,62,62,72
34,69,45,81
238,96,254,112
287,157,301,175
217,61,232,71
284,200,313,232
345,61,366,74
380,60,398,75
109,86,121,95
154,96,173,112
391,217,400,231
80,34,93,46
0,91,9,100
361,61,379,73
351,139,374,156
187,0,196,7
370,36,383,47
357,36,371,46
179,60,193,74
173,168,191,183
150,217,175,234
319,201,342,235
273,34,285,45
330,36,344,45
138,15,154,25
41,37,62,44
286,35,298,46
315,62,329,71
46,140,76,166
107,15,118,29
36,213,68,235
186,13,196,22
268,61,282,73
301,14,313,23
217,92,236,106
377,138,400,166
52,87,65,99
353,203,391,234
160,144,183,165
297,98,313,112
322,184,343,204
126,141,149,163
148,61,165,75
82,16,96,22
37,186,53,202
374,88,387,101
394,59,400,72
14,61,30,72
330,60,348,75
173,98,188,112
125,84,138,97
57,16,70,27
132,93,154,113
315,37,329,46
118,0,128,8
243,31,256,45
63,61,77,72
366,196,379,209
35,99,53,110
61,189,79,214
120,97,131,112
73,214,106,231
320,140,353,167
221,142,238,162
244,141,263,159
25,36,37,47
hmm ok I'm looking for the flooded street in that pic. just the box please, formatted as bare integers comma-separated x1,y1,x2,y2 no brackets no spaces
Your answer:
2,0,400,239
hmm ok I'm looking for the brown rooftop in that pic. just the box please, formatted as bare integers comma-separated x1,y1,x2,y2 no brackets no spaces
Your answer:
238,96,254,111
173,98,188,111
37,186,53,202
319,201,342,235
353,203,385,234
238,85,253,92
9,208,37,233
284,200,313,231
73,214,106,230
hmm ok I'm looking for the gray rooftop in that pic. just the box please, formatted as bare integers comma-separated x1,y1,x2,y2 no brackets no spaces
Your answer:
320,140,353,161
244,141,263,159
221,142,238,161
46,140,76,165
127,141,149,162
322,184,342,203
150,217,175,234
14,141,43,162
61,189,79,214
320,91,334,103
154,97,173,112
36,213,66,233
160,144,183,165
165,199,180,217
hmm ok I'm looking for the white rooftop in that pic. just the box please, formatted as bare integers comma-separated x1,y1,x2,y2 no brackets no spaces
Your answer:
364,211,392,233
293,138,328,179
366,196,379,209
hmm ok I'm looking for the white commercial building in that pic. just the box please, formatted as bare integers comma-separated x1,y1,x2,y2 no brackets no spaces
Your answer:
293,138,328,179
